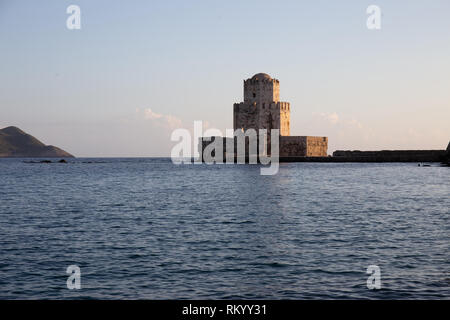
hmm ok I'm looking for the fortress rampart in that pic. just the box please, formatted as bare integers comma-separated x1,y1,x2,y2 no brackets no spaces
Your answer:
229,73,327,157
198,73,448,163
332,150,447,162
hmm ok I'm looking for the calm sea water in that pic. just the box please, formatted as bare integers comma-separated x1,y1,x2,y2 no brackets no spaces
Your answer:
0,158,448,299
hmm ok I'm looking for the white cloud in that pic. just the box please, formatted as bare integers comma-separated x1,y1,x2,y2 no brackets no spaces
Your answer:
314,112,339,125
144,108,164,120
307,112,371,152
164,114,182,129
313,112,363,129
348,118,363,129
141,108,182,129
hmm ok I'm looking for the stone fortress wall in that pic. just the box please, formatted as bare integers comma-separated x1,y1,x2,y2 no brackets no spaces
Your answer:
234,73,290,137
198,73,448,163
232,73,327,157
332,149,447,162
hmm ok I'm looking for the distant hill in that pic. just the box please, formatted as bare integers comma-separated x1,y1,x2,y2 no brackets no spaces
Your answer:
0,126,74,158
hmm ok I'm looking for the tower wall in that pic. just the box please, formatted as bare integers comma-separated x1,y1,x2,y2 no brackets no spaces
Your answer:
234,75,289,136
243,78,280,104
234,101,289,135
306,137,328,157
280,136,307,157
226,73,328,159
279,102,290,136
280,136,328,157
233,102,258,132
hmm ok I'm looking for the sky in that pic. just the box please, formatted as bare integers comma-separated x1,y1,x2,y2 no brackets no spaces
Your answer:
0,0,449,156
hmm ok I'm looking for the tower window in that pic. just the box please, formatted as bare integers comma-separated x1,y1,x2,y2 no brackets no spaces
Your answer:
252,93,256,98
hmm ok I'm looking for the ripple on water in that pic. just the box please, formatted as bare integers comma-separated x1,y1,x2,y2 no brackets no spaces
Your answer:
0,159,449,299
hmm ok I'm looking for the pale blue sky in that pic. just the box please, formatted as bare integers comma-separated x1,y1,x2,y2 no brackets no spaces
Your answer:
0,0,449,156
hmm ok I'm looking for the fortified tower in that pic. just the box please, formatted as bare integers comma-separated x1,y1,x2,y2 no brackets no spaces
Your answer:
200,73,328,159
234,73,290,136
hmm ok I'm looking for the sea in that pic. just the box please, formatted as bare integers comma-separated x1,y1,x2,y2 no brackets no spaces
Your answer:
0,158,448,299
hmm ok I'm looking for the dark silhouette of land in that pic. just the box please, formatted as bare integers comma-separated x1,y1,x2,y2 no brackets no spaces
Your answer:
0,126,74,158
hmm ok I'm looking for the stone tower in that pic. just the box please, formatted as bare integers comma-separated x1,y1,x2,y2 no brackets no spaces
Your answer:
200,73,328,159
233,73,290,136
